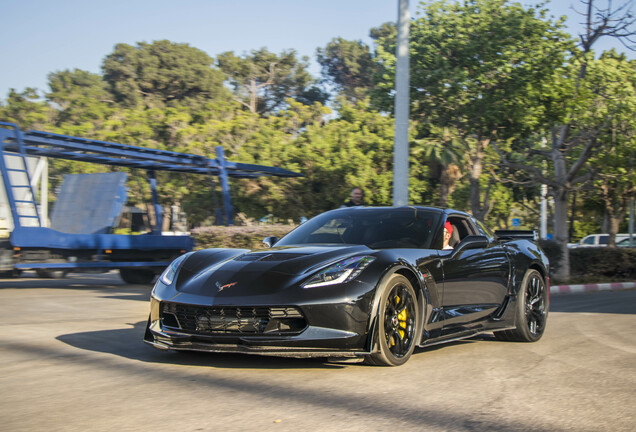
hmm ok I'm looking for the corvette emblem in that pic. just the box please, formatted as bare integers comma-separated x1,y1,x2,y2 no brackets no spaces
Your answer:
216,281,237,292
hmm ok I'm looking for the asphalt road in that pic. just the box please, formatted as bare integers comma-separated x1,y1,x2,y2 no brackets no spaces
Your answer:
0,272,634,432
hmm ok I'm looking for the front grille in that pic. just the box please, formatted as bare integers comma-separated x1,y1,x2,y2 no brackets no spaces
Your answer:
161,302,306,335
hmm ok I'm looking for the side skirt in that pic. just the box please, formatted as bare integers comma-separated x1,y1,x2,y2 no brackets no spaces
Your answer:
419,326,516,348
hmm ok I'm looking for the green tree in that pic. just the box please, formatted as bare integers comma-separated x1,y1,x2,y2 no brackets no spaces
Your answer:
413,125,465,208
374,0,572,220
47,69,114,128
588,54,636,244
286,99,429,217
217,48,325,115
317,37,377,102
494,1,636,281
102,40,229,109
0,88,52,129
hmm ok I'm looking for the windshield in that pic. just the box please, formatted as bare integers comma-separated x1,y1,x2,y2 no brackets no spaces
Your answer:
276,208,441,249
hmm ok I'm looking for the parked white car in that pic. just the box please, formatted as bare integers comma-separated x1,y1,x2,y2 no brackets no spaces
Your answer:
572,233,631,248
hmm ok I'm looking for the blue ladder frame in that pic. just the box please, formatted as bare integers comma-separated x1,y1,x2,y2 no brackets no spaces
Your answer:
0,122,302,226
0,124,41,228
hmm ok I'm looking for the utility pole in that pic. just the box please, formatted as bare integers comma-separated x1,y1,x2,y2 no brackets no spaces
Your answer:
393,0,410,206
630,197,634,246
541,183,548,239
540,137,548,239
630,153,634,246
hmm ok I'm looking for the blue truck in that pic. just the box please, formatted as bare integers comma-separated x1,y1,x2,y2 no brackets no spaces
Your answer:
0,122,300,283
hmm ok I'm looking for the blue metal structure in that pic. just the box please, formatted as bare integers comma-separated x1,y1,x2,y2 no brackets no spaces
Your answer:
50,172,128,234
0,122,301,279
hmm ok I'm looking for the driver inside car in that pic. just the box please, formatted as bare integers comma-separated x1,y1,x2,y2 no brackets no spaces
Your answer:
443,221,454,250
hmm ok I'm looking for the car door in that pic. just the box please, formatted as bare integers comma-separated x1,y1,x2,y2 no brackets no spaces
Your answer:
440,216,510,334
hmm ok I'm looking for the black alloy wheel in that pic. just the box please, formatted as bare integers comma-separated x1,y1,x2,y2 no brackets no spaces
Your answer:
367,274,419,366
495,269,548,342
524,271,548,337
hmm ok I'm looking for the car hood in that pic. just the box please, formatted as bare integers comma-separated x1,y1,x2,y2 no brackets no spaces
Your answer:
174,245,373,297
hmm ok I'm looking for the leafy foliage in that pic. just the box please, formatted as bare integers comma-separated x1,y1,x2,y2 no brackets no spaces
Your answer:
217,48,326,114
374,0,574,219
317,38,377,102
102,40,229,109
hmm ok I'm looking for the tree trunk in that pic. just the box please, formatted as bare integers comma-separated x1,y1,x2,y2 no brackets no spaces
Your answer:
552,139,570,281
249,78,258,114
469,138,490,221
553,189,570,282
440,163,462,208
600,184,629,247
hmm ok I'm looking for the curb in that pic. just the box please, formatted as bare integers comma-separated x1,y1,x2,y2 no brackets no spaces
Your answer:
550,281,636,295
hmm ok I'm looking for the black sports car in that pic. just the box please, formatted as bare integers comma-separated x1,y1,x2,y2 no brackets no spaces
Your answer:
144,206,549,366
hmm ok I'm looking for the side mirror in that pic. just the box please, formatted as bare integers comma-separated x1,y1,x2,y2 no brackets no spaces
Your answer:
262,236,279,248
451,235,489,256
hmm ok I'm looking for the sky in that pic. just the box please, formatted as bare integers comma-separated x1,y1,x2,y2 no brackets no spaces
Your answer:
0,0,633,100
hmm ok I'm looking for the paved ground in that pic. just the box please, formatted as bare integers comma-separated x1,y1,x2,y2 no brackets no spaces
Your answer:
0,272,635,432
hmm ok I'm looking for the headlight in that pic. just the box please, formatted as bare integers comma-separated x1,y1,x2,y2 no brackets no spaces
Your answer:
303,256,375,288
159,253,191,286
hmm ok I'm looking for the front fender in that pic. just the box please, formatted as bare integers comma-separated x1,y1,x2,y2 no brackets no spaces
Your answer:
364,262,431,352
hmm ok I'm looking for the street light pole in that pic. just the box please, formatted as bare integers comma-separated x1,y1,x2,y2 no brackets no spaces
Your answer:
393,0,410,206
540,137,548,239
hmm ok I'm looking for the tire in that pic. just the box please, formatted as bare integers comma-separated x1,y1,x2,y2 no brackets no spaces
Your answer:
366,274,419,366
0,269,20,278
494,269,549,342
36,269,68,279
119,268,156,285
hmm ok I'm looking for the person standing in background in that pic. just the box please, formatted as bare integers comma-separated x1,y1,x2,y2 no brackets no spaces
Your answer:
341,188,364,207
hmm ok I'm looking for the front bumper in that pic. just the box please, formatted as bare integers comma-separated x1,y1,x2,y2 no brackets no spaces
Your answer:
144,319,371,358
143,293,376,357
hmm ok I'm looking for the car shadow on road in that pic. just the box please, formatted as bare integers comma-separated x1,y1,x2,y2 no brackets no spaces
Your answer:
46,324,555,432
56,320,347,370
57,319,490,370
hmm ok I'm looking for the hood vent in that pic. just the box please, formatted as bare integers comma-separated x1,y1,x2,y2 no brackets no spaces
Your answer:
235,253,270,262
235,252,308,262
259,252,308,261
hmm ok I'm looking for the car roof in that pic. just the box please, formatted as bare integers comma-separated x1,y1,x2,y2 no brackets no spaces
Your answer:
330,205,472,218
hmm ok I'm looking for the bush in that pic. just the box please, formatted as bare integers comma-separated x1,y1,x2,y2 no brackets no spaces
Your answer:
569,247,636,280
192,224,295,250
538,242,635,283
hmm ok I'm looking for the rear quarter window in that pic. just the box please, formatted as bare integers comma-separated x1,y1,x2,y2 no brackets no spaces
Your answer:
473,218,494,239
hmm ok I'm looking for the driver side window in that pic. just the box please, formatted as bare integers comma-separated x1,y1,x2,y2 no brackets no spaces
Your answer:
446,217,476,247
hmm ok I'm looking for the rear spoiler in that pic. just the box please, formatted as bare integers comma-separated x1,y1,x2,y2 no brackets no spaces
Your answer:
494,230,538,241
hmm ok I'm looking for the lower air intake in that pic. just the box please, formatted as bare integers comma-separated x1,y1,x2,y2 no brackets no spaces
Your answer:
161,302,306,335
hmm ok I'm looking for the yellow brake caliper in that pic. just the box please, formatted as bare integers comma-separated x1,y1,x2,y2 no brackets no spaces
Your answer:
397,307,407,339
389,295,407,347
